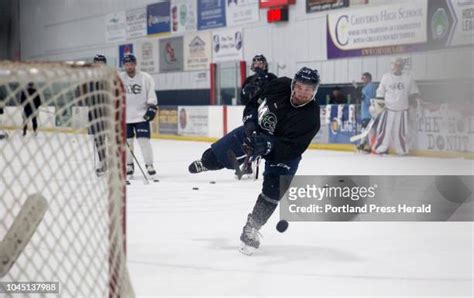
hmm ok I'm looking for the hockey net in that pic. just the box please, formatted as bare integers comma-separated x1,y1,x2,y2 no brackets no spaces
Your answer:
0,61,133,297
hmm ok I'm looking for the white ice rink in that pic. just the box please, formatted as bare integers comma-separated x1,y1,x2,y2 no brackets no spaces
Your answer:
127,139,473,298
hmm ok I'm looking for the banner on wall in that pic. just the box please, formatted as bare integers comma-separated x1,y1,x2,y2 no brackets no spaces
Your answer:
105,11,127,43
416,103,474,153
307,0,349,13
158,106,178,135
212,28,243,62
327,1,428,59
184,31,212,71
147,1,171,35
137,39,159,73
159,36,184,72
327,104,357,144
118,43,134,67
178,106,209,136
170,0,197,33
197,0,226,30
126,8,147,39
226,0,259,27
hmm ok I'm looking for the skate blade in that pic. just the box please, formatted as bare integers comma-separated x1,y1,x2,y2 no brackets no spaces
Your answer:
238,242,257,256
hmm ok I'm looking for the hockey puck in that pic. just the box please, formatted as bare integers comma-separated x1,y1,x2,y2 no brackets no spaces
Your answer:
276,220,289,233
192,187,199,190
210,181,216,184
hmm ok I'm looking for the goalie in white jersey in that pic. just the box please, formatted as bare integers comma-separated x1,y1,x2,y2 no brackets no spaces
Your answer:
372,57,420,155
120,54,158,178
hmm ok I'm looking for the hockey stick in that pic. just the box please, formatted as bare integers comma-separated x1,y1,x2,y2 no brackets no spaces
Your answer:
350,118,375,142
0,194,48,277
228,150,251,180
126,141,150,185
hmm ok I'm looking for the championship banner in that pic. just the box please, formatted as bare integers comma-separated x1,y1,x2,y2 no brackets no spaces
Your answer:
306,0,349,14
170,0,197,33
158,106,178,135
212,28,244,62
118,43,134,68
177,106,209,136
105,11,127,43
226,0,259,27
184,31,212,71
327,1,428,59
126,8,147,39
137,39,159,74
327,104,357,144
147,1,171,36
415,103,474,153
197,0,226,30
159,36,184,73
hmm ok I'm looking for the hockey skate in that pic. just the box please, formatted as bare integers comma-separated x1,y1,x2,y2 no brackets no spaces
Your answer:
188,160,208,174
146,164,159,182
239,214,262,256
126,163,134,184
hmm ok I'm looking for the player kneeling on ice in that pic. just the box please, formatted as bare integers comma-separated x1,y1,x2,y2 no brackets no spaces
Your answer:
120,54,159,181
188,67,321,255
372,57,420,155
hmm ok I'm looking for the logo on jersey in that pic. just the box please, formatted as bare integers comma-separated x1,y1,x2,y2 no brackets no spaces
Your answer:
257,98,277,135
126,84,142,95
388,82,405,91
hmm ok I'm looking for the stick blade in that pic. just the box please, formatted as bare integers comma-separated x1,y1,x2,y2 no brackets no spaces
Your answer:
0,194,48,277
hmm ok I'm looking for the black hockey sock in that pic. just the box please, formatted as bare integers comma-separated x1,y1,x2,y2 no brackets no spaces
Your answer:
201,148,224,170
250,194,279,228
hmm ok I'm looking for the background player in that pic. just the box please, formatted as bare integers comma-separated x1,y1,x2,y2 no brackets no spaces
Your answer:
240,54,277,105
20,82,42,137
372,57,420,155
120,54,158,180
189,67,321,255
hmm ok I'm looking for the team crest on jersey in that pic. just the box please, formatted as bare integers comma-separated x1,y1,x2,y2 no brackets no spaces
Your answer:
257,98,277,135
126,84,142,95
389,82,405,91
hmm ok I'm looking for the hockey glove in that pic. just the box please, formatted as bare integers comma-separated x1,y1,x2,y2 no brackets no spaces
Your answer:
143,104,158,121
243,133,273,159
242,113,259,137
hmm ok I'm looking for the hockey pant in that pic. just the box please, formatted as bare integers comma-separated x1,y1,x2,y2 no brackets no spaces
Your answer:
372,109,409,155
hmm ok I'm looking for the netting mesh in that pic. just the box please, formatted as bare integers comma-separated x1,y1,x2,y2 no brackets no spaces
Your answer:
0,62,133,297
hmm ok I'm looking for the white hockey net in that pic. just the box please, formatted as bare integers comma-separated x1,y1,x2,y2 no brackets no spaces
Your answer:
0,62,133,297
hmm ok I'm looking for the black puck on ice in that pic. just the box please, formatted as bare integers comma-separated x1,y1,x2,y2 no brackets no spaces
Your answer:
276,220,289,233
210,181,216,184
192,187,199,190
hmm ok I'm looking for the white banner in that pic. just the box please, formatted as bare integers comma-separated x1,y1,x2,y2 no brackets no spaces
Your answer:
170,0,197,33
448,0,474,46
327,1,428,50
105,11,127,43
226,0,259,27
136,39,159,74
212,28,243,63
415,103,474,152
184,31,212,71
177,106,209,136
126,8,147,39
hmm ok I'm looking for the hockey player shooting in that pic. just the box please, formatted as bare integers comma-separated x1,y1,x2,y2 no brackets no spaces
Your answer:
120,54,159,181
372,57,420,155
188,67,321,255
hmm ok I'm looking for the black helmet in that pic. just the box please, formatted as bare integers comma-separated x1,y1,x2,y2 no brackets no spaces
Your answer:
122,53,137,64
294,67,320,86
250,54,268,72
93,54,107,64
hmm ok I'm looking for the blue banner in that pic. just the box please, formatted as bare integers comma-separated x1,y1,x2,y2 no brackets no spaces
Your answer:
328,104,357,144
118,43,134,67
147,1,171,35
197,0,226,30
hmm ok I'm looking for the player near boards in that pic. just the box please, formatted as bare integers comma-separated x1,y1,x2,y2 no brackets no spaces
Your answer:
188,67,321,255
119,54,159,180
240,54,277,105
372,57,420,155
20,82,42,137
